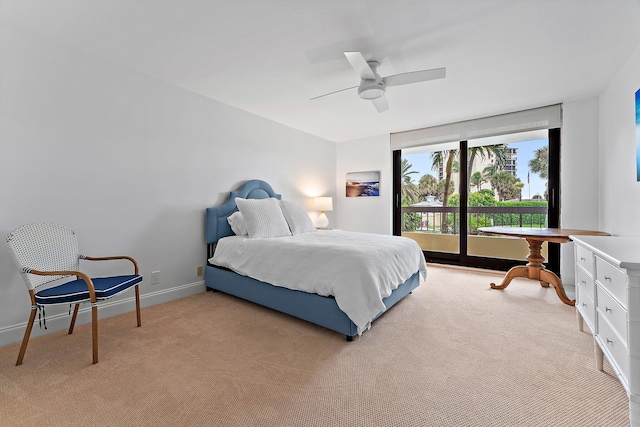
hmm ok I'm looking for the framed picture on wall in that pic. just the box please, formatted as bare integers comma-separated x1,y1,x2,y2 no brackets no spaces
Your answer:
346,171,380,197
636,88,640,181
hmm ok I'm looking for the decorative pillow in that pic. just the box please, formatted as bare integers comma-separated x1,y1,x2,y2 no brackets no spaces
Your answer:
235,197,292,238
279,200,316,235
227,211,248,236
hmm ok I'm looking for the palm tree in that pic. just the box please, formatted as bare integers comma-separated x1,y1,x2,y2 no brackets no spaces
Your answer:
436,179,456,201
468,144,509,185
528,145,548,179
528,145,549,199
401,158,419,206
431,150,458,232
489,171,520,201
514,181,525,201
418,174,439,197
481,164,499,193
470,171,485,191
430,150,458,204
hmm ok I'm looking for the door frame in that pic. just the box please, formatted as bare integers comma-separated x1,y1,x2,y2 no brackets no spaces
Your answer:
393,128,561,275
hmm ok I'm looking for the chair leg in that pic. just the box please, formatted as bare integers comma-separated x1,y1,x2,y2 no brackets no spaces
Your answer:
91,305,99,364
16,308,37,366
68,304,80,334
135,285,141,327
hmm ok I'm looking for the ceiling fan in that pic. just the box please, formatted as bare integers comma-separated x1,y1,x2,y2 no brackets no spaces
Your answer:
311,51,446,113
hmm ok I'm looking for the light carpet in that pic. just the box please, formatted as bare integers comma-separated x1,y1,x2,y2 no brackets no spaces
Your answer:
0,265,629,426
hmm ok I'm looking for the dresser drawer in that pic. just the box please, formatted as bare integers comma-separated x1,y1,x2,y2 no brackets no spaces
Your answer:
576,244,594,275
577,290,596,333
596,285,627,347
596,311,629,381
576,264,594,298
595,256,627,308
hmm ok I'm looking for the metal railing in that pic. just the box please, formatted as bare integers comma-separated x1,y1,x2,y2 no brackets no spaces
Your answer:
402,206,548,234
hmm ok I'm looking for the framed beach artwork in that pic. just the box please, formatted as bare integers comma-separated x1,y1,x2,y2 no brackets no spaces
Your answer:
346,171,380,197
636,88,640,181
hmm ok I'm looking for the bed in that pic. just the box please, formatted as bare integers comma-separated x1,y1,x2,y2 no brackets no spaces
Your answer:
205,179,426,340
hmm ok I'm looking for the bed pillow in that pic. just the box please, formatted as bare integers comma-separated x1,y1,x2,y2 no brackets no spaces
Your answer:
279,200,316,235
235,197,292,238
227,211,248,236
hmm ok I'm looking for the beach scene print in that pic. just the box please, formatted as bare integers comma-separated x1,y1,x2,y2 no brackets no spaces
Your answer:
346,171,380,197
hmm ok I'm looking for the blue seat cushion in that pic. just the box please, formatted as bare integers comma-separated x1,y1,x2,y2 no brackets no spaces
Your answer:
35,275,142,305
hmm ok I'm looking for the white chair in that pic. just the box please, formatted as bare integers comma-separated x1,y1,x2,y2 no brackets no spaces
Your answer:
6,223,142,365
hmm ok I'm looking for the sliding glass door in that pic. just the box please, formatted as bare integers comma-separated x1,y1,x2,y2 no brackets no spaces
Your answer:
400,141,461,259
394,128,560,273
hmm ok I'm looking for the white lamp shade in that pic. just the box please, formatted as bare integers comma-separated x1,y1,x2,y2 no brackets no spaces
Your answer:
314,197,333,212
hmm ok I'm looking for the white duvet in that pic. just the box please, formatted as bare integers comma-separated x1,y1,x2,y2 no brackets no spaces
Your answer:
209,230,427,335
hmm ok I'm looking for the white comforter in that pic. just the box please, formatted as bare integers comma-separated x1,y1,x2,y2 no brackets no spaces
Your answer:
209,230,427,335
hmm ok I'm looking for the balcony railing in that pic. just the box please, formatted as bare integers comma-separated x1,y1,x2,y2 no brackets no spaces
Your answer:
402,206,548,234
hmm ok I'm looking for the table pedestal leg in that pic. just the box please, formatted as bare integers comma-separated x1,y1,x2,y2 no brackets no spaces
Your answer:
490,266,528,289
539,269,575,306
490,238,575,306
525,238,545,280
528,242,552,286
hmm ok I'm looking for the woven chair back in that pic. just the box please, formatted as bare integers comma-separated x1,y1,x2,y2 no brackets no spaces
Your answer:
6,223,81,290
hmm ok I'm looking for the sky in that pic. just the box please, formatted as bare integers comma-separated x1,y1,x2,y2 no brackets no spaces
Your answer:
403,138,548,199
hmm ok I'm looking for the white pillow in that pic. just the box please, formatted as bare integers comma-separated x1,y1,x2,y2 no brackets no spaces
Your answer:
227,211,248,236
235,197,292,238
279,200,316,235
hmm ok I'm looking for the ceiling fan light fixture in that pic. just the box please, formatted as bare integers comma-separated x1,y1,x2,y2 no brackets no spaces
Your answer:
358,81,385,100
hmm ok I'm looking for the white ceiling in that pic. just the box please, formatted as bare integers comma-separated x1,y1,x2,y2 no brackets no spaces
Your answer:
3,0,640,142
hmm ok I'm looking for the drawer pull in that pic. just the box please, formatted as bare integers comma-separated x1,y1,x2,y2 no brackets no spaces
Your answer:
582,303,587,307
605,306,612,313
580,256,586,261
581,280,586,285
606,338,614,345
604,275,611,281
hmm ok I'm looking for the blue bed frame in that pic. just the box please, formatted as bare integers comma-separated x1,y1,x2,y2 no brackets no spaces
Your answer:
205,179,420,341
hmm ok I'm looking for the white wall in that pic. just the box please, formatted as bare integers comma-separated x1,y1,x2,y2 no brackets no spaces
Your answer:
599,44,640,235
561,98,601,231
0,25,336,345
336,134,392,234
559,98,601,282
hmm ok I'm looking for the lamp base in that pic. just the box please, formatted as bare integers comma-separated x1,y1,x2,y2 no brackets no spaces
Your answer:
317,211,329,229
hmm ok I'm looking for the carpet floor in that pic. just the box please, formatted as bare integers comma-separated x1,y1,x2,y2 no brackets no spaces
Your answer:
0,264,629,426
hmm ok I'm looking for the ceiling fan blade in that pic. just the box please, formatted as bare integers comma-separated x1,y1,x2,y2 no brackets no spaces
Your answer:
344,51,376,80
384,67,446,87
310,86,358,101
371,95,389,113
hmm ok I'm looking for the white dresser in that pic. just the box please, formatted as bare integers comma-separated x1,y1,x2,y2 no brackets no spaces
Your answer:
572,236,640,427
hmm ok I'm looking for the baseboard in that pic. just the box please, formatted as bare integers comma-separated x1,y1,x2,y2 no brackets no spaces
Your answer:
0,281,206,347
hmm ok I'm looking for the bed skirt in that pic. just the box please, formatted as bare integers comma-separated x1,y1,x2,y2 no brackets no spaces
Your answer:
205,265,420,340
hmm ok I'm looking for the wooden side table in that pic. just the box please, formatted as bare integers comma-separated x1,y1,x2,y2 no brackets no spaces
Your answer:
478,227,610,306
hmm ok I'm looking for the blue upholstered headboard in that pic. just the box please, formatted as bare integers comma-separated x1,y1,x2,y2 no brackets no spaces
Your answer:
205,180,281,245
